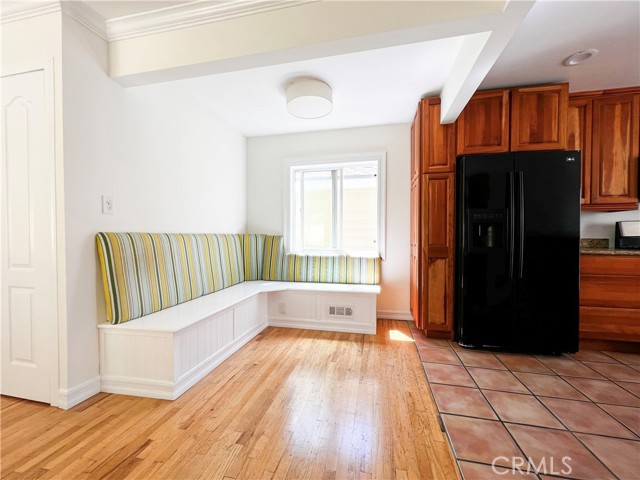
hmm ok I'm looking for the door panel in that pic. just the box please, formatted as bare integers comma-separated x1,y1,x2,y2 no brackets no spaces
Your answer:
456,90,510,154
591,94,639,205
511,84,568,151
456,154,513,348
514,151,580,353
410,178,420,326
1,67,56,403
423,174,455,335
567,98,592,204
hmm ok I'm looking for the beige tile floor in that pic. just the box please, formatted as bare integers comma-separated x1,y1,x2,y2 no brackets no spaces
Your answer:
410,325,640,480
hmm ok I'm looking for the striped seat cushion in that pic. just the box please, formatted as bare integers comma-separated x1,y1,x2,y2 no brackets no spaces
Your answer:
262,235,380,285
242,234,265,281
96,233,244,324
97,232,380,325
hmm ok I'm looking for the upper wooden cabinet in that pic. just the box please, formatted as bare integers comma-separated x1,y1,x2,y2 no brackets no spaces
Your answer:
456,84,569,154
412,98,456,175
456,90,510,154
567,97,593,205
511,83,568,151
591,93,639,208
570,87,639,211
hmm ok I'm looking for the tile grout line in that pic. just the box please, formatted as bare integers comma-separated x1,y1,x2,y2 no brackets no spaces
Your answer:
450,345,546,478
416,336,639,479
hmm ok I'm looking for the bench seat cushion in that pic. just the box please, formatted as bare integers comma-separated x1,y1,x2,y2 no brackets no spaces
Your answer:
262,235,381,285
96,233,244,324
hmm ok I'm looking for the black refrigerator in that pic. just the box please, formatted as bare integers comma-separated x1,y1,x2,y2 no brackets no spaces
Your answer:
455,150,580,354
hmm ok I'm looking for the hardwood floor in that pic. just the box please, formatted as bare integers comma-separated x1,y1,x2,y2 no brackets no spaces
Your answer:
1,320,458,480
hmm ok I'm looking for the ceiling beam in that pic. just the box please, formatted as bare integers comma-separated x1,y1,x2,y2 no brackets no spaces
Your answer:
440,0,535,124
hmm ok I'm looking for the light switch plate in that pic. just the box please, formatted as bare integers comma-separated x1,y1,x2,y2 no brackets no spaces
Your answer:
102,195,114,215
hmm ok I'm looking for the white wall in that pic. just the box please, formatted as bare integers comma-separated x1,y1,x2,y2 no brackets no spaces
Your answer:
581,210,640,244
247,125,410,317
62,17,247,391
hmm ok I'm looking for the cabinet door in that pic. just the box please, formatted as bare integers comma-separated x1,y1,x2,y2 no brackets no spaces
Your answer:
568,97,593,204
410,103,422,180
410,177,420,327
511,84,568,151
591,93,640,207
456,90,510,154
422,99,456,173
421,173,455,338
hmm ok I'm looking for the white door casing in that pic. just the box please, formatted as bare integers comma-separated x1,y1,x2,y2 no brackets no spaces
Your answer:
1,60,58,404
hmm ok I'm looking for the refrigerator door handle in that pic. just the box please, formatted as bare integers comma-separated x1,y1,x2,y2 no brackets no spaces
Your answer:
518,171,525,279
508,171,515,279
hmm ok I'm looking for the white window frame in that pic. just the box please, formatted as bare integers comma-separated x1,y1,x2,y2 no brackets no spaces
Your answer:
283,152,386,259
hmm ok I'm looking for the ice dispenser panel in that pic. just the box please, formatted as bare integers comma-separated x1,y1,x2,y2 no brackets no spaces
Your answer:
469,211,505,250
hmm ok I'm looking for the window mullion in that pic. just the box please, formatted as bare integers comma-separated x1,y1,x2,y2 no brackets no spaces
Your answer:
331,170,337,250
300,171,305,251
337,168,343,251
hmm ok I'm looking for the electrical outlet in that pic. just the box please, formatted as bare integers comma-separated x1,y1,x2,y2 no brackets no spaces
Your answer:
102,195,114,215
278,302,286,314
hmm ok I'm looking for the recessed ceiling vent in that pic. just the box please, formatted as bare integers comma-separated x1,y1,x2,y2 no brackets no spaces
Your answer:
563,49,598,66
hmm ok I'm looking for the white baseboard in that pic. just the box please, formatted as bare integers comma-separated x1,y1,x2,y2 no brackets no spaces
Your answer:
58,376,101,409
268,317,376,335
100,375,175,400
376,309,413,321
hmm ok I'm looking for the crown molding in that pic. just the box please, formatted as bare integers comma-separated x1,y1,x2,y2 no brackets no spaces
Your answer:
61,1,107,41
1,0,61,24
0,1,106,40
106,0,318,42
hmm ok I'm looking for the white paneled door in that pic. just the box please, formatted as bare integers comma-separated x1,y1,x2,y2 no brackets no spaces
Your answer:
1,63,57,403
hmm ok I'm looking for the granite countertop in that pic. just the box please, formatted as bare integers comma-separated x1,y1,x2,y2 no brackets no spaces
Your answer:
580,238,640,256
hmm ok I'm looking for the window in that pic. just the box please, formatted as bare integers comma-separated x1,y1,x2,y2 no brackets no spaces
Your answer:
284,152,386,258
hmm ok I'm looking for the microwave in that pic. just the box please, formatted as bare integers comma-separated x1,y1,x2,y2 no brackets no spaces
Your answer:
615,221,640,250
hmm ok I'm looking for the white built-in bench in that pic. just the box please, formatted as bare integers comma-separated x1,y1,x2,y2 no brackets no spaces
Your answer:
98,281,380,400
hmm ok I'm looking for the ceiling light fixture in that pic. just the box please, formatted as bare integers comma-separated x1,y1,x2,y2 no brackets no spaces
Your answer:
286,78,333,119
563,49,599,66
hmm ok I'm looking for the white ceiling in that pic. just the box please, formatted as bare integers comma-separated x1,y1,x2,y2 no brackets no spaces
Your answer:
178,35,466,137
482,0,640,92
80,0,639,137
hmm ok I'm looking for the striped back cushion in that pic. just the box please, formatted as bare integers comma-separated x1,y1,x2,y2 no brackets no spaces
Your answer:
96,233,244,324
262,235,381,285
242,234,265,281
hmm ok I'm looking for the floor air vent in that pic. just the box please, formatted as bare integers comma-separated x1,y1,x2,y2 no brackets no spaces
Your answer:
328,305,354,317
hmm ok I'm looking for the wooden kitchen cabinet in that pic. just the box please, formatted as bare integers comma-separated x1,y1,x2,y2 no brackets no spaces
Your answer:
410,99,456,338
511,83,568,151
456,83,568,154
410,176,420,325
570,87,639,211
456,89,510,154
591,92,639,208
410,106,421,181
421,98,456,173
421,173,456,337
580,255,640,352
567,97,592,204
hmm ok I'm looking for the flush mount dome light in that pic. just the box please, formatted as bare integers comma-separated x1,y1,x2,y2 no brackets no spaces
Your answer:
286,78,333,119
563,49,599,66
